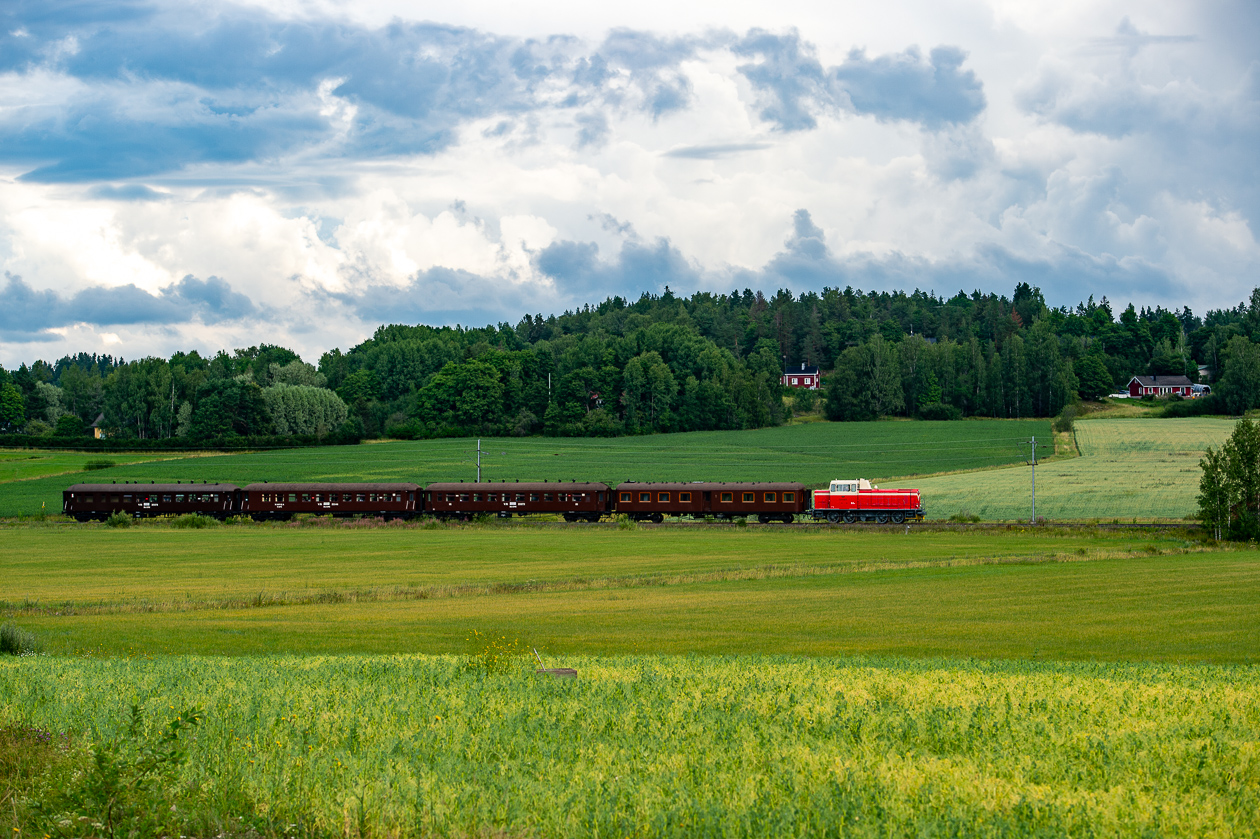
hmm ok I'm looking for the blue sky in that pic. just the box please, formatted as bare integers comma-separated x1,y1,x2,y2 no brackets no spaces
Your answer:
1,0,1257,364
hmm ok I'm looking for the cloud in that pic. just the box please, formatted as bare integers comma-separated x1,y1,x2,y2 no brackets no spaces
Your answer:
536,237,701,299
734,29,985,131
0,272,254,336
662,142,771,159
86,183,168,201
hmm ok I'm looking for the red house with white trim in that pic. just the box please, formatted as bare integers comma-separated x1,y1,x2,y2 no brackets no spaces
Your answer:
1128,375,1193,398
782,364,820,390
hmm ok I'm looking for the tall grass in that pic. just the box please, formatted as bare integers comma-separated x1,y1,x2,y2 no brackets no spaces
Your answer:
1,654,1256,837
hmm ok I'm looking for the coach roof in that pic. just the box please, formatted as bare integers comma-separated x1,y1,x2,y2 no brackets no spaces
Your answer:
426,481,608,492
243,483,420,492
67,483,241,493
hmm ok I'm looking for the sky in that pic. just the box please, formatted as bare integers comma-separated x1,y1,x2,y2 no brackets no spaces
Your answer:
1,0,1258,366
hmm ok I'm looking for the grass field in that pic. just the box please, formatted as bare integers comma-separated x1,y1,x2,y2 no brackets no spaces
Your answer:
4,524,1255,663
0,449,187,484
913,417,1237,521
0,419,1051,516
3,655,1257,837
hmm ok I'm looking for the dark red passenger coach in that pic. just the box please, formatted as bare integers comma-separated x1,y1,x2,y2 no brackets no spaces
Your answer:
424,482,609,521
613,481,808,523
63,483,240,521
241,483,420,521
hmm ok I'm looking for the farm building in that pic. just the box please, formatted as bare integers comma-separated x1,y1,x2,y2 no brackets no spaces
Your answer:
782,364,820,390
1127,375,1201,398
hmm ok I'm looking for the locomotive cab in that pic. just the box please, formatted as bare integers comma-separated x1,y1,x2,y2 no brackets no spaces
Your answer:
828,479,873,493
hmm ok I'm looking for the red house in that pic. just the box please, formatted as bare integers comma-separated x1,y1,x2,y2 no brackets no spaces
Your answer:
1128,375,1193,398
782,364,820,390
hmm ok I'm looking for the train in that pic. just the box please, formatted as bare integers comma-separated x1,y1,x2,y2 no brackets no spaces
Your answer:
63,477,924,524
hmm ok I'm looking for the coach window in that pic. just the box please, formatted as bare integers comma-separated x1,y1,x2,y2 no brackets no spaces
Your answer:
456,494,467,502
299,493,308,502
315,493,323,502
765,492,776,503
354,493,363,502
742,492,754,503
639,492,651,502
558,492,568,502
658,492,670,503
620,492,632,503
473,493,482,502
339,493,349,502
679,492,691,503
721,492,733,503
529,493,539,502
784,492,795,503
161,494,170,502
123,494,132,503
543,493,553,501
284,493,294,502
515,493,525,502
486,493,498,502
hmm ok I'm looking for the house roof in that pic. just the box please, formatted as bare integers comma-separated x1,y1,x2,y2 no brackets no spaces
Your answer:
1129,375,1193,387
785,364,819,376
90,413,105,428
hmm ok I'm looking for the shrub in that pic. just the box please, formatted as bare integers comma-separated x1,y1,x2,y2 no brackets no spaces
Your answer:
0,623,40,656
918,402,962,421
1053,404,1077,433
105,511,132,528
83,458,116,471
948,511,982,523
172,514,217,529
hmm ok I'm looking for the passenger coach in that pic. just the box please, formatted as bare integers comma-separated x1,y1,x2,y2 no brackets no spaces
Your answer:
63,482,240,521
424,481,609,521
614,481,807,523
242,483,420,521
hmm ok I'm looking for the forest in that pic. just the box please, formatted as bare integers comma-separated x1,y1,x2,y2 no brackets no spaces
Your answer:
4,282,1260,446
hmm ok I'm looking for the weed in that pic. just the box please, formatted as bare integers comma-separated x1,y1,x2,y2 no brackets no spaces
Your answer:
0,623,41,655
83,459,117,471
104,511,132,528
171,513,218,529
949,510,982,523
466,629,528,673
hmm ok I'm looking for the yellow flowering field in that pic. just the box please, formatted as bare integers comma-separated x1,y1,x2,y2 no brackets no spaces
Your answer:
2,654,1257,837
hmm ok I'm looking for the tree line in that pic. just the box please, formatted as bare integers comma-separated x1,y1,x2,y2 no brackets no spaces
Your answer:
5,283,1260,445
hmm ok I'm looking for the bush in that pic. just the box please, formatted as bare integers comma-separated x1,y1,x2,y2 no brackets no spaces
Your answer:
172,514,217,529
0,623,40,655
918,402,962,421
1052,404,1077,433
83,458,116,471
948,511,982,523
105,511,132,528
1163,394,1223,417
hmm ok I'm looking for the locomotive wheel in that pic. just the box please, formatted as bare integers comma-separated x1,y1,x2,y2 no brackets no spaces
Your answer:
891,512,906,524
826,512,841,524
876,513,890,524
842,512,857,524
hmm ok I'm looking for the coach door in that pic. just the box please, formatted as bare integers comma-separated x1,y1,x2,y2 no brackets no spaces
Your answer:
702,491,712,513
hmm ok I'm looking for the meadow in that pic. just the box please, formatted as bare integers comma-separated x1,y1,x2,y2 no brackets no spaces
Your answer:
0,419,1051,516
4,524,1256,663
913,417,1237,521
0,449,186,484
2,655,1257,837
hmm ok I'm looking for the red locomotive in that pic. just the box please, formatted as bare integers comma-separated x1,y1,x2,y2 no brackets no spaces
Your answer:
810,479,924,524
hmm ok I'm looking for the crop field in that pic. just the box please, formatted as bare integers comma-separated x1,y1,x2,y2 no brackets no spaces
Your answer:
913,417,1237,521
4,524,1257,662
2,654,1257,837
0,449,183,485
0,419,1051,516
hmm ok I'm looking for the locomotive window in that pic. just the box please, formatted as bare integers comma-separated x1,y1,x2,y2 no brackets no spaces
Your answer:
658,492,670,502
639,492,651,502
721,492,732,503
679,492,691,502
529,493,539,502
620,492,631,503
543,493,553,501
765,492,776,503
784,492,795,502
742,492,754,503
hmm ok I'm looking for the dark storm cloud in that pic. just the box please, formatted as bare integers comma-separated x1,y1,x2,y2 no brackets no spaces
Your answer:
734,29,986,131
0,273,255,336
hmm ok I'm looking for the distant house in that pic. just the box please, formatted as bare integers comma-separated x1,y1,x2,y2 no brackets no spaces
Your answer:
90,413,106,439
1127,375,1194,398
782,364,820,390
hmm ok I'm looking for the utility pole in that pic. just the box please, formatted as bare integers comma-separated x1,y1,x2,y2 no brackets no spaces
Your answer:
1030,436,1036,524
477,438,481,483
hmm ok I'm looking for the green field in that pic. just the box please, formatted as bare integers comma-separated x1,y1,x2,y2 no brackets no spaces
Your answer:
4,524,1255,663
0,449,188,484
914,417,1237,521
0,419,1050,516
3,655,1257,837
